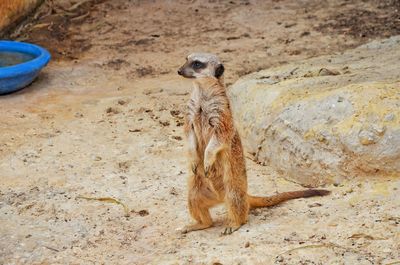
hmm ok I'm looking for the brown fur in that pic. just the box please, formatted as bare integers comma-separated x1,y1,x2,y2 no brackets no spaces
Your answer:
178,53,330,234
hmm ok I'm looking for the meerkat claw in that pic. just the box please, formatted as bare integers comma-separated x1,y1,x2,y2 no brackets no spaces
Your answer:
204,167,209,177
204,160,213,178
221,226,240,235
222,227,232,235
191,164,198,174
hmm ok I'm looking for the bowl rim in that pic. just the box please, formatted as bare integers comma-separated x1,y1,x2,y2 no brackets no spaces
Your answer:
0,40,51,79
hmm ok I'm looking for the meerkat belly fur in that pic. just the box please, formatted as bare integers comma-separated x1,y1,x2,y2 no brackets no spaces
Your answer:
178,53,330,234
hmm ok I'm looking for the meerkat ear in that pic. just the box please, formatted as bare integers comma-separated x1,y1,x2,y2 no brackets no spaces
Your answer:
215,64,224,78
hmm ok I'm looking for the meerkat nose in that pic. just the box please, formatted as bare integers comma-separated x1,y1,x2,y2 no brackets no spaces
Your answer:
178,69,182,75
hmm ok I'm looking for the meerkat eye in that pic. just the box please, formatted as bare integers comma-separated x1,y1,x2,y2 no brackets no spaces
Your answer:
192,61,204,69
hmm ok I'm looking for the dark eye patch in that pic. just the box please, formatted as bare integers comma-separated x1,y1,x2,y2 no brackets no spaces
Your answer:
192,60,205,69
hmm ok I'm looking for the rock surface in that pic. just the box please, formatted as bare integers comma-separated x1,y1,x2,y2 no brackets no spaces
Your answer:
229,36,400,187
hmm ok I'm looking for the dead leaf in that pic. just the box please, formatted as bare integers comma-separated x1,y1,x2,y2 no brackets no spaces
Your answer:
385,261,400,265
77,196,130,217
32,23,51,29
279,242,346,256
348,233,385,240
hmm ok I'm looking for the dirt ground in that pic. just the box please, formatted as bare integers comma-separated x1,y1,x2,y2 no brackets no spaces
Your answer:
1,0,399,264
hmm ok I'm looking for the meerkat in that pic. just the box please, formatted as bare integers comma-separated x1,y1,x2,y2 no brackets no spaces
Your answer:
177,53,330,235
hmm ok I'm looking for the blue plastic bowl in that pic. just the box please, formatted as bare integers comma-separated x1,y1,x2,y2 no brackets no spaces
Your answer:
0,41,51,95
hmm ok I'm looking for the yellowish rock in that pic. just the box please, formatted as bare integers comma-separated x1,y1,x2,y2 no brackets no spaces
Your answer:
230,37,400,186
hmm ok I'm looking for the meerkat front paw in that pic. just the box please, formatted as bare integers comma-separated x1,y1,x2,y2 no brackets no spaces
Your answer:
204,161,213,177
204,152,216,177
204,164,210,177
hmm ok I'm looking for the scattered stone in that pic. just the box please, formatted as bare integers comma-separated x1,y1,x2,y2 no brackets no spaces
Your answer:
138,210,149,216
318,68,340,76
117,99,128,105
106,107,120,115
300,31,310,37
93,156,102,161
284,22,297,28
170,110,181,117
287,49,301,56
118,161,130,172
169,187,178,196
276,255,284,262
308,202,323,208
342,187,354,195
159,120,170,127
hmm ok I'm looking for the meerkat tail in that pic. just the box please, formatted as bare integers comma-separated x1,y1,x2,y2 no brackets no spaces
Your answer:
248,189,330,209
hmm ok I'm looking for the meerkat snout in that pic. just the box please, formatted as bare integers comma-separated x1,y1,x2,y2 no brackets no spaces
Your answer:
178,53,224,79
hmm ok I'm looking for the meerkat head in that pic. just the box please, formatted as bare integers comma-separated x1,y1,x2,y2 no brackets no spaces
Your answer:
177,53,224,79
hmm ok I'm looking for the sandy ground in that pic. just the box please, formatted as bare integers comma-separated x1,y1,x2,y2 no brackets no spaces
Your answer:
1,0,399,264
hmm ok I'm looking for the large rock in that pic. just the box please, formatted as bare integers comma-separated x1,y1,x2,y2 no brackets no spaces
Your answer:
229,37,400,187
0,0,43,36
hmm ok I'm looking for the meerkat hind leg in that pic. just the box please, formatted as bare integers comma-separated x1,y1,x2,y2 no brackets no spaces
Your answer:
222,210,246,235
180,189,215,234
222,184,249,235
180,207,213,234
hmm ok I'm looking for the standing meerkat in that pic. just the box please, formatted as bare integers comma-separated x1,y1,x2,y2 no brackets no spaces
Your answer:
177,53,330,234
